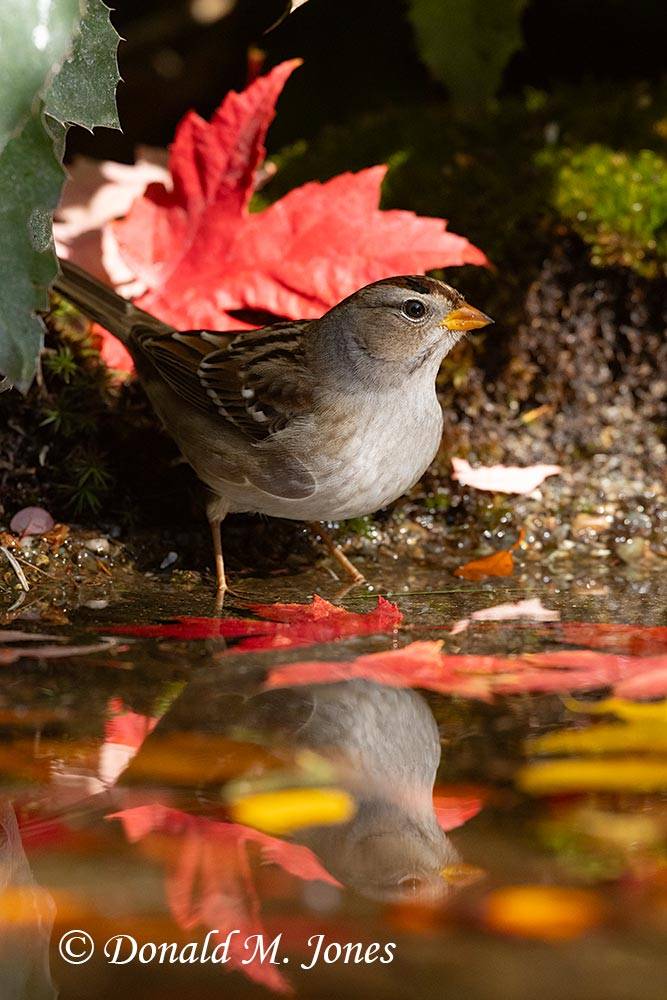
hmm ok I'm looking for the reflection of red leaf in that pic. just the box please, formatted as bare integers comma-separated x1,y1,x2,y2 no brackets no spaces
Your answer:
109,61,486,341
266,642,502,700
266,642,667,702
553,622,667,656
433,789,486,831
110,804,340,994
106,594,402,651
615,668,667,699
105,698,158,749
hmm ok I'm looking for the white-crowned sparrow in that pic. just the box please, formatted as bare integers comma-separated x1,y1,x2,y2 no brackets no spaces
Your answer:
53,261,492,594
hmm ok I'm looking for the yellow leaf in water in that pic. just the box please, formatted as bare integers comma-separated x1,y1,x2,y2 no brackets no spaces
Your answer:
565,697,667,723
528,721,667,755
483,885,604,940
518,757,667,795
230,786,355,835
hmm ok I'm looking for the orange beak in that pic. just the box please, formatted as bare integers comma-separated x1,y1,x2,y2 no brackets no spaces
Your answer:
441,304,494,332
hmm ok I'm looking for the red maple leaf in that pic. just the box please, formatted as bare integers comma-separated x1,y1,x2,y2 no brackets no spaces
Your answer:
105,594,402,650
550,622,667,656
106,60,487,368
110,804,342,994
265,641,667,701
433,787,486,831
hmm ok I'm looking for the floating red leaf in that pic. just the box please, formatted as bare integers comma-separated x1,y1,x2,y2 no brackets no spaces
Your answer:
266,642,667,702
552,622,667,656
108,60,487,343
106,594,402,651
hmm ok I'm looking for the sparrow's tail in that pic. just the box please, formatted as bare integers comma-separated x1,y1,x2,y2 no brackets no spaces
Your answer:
53,259,166,346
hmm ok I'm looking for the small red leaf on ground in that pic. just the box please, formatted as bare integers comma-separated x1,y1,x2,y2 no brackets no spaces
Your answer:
454,548,514,580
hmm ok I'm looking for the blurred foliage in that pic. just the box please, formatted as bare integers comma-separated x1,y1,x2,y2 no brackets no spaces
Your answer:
267,81,667,291
0,297,117,517
407,0,528,105
0,1,119,390
542,145,667,277
38,300,116,515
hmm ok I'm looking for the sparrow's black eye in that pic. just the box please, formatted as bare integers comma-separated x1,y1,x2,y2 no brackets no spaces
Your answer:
402,298,427,321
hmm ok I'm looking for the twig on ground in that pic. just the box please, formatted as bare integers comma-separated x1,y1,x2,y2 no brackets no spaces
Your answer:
0,546,30,591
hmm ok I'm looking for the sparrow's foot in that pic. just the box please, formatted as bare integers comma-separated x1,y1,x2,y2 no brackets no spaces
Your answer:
307,522,366,584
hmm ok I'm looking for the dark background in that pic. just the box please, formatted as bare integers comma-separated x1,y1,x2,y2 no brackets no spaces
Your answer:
69,0,667,162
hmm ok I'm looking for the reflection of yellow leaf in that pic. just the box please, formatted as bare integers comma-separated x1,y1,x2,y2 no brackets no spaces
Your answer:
518,758,667,795
565,697,667,723
521,698,667,794
230,787,355,835
483,885,604,940
529,721,667,755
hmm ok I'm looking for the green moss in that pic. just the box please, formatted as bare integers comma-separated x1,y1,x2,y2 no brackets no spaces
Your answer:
342,516,375,538
542,145,667,277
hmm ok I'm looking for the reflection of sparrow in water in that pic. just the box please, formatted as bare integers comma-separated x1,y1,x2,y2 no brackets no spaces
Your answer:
54,261,491,595
244,680,459,902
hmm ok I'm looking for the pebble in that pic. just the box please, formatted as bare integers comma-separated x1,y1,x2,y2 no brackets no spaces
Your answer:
616,537,647,563
85,538,110,555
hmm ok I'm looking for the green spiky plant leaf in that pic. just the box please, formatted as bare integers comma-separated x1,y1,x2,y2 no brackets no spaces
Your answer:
0,1,120,390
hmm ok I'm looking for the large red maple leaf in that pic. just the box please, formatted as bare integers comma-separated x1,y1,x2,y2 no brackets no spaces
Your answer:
106,59,487,368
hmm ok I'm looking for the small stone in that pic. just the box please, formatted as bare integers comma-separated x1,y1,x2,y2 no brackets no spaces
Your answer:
623,511,653,535
85,537,110,555
572,513,612,536
75,550,98,571
160,551,178,570
616,537,647,564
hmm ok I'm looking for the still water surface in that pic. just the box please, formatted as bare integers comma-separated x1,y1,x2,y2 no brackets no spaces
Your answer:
1,565,665,999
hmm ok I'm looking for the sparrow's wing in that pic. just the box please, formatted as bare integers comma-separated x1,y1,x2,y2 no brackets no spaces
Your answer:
132,322,318,500
132,321,314,441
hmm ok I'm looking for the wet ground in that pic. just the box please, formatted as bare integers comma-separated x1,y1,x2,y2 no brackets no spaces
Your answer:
0,558,665,1000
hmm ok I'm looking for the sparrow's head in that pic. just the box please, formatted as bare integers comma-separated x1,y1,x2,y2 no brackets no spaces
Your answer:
316,275,492,387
